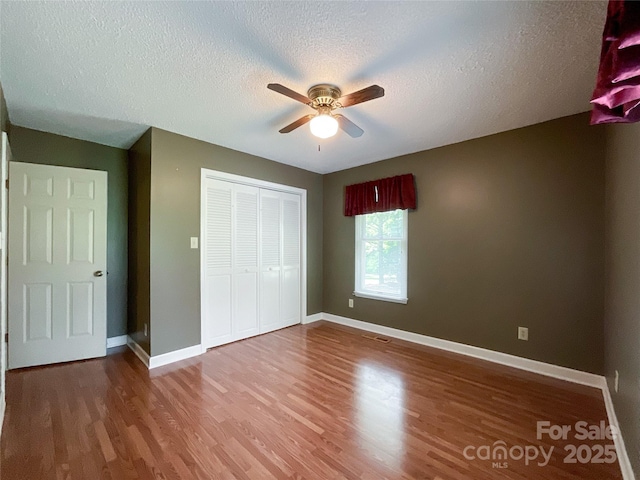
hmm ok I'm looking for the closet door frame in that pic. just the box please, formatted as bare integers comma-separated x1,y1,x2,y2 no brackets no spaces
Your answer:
200,169,307,353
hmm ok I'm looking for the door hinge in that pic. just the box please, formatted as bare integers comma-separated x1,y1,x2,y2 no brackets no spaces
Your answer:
4,333,7,343
5,179,8,190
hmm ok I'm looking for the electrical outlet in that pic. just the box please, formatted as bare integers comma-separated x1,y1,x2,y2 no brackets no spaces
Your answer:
518,326,528,341
144,323,148,337
615,370,619,393
348,299,354,308
190,237,199,249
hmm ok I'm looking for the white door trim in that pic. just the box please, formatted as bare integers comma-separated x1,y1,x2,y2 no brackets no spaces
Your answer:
0,132,10,436
200,169,307,353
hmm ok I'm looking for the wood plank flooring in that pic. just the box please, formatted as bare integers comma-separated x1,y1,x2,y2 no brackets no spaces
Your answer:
0,321,622,479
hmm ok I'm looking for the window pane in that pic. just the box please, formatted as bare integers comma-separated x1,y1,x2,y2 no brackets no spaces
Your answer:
364,240,401,295
364,214,380,238
363,209,403,239
381,210,403,238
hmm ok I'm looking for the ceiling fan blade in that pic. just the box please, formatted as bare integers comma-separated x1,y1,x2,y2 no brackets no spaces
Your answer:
268,83,311,105
335,114,364,138
279,114,315,133
338,85,384,108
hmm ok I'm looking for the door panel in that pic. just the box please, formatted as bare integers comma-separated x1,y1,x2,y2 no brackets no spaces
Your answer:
260,270,280,333
207,275,232,346
281,268,300,327
204,179,234,348
67,282,94,337
234,188,259,269
281,193,301,327
67,209,95,264
8,162,107,369
260,194,281,268
233,185,259,340
25,206,53,264
67,178,95,200
260,190,282,333
235,272,258,335
282,195,300,267
24,283,53,341
25,174,53,197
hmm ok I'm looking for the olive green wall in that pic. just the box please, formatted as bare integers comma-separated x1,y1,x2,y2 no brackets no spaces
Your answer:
128,129,152,354
604,122,640,475
148,128,323,356
8,126,129,338
323,112,605,374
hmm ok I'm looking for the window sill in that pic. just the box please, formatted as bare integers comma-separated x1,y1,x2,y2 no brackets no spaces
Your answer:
353,291,408,304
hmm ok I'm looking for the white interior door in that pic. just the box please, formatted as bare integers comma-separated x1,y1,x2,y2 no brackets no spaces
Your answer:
281,192,301,327
259,190,282,334
233,184,259,339
8,162,108,369
203,179,234,348
0,133,11,426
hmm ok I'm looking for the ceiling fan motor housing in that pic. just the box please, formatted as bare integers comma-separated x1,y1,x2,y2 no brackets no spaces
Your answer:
308,84,342,109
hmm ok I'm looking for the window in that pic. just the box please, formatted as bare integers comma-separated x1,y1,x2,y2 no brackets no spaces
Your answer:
355,209,408,303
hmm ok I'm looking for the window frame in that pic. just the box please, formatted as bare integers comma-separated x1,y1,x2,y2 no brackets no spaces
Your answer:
354,209,408,304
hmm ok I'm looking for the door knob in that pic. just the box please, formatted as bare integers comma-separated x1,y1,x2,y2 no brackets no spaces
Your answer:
94,271,104,277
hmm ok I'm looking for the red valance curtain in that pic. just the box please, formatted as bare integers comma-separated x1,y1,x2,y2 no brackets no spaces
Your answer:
591,0,640,124
344,174,416,216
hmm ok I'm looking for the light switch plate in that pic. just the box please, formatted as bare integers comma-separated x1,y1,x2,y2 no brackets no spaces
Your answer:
190,237,198,249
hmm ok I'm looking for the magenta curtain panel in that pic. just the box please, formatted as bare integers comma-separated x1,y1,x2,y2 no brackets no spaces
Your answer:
344,174,416,217
591,0,640,124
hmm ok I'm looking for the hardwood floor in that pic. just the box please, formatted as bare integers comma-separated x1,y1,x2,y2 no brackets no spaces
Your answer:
1,321,622,479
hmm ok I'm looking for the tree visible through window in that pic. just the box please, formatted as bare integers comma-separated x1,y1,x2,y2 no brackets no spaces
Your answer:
355,209,408,303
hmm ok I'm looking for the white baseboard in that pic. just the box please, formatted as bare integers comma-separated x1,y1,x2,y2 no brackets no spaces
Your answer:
126,336,150,368
107,335,128,348
148,344,202,369
602,382,636,480
321,312,605,388
126,336,202,370
303,313,323,324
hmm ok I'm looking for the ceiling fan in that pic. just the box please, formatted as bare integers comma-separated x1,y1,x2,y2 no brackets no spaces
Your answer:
267,83,384,139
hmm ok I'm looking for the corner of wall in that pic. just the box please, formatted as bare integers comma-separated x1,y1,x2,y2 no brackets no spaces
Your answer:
127,129,152,355
603,120,640,476
0,81,10,136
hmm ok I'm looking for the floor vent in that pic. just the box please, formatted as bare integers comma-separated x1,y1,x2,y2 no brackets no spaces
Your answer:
362,334,390,343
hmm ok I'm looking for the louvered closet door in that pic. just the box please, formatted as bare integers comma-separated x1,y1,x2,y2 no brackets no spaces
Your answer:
259,189,282,334
204,179,233,347
203,176,302,348
233,184,259,339
281,192,301,327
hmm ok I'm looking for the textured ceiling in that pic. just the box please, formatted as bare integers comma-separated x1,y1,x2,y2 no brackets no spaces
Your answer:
0,1,606,174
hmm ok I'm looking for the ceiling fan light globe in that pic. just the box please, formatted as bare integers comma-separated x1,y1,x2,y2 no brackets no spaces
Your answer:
310,114,338,139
